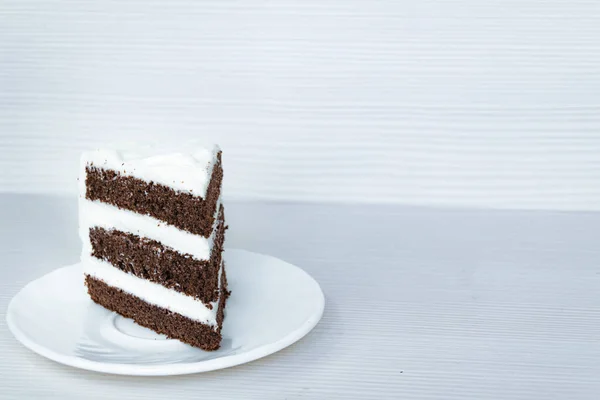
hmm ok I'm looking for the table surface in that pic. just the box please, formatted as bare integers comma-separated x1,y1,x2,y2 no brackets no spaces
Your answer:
1,194,599,399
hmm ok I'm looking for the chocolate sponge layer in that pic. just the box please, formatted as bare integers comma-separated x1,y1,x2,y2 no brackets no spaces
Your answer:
89,205,226,304
85,151,222,237
85,261,229,351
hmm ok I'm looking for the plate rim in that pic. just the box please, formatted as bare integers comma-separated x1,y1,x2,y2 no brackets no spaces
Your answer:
6,248,325,376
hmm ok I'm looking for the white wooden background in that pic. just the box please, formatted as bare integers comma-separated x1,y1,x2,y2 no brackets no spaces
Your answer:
2,0,600,210
3,3,600,398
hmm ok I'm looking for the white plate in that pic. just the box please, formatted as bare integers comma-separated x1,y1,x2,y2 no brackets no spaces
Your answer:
6,249,324,376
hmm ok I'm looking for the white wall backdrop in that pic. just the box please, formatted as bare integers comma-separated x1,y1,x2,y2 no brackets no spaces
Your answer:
2,0,600,210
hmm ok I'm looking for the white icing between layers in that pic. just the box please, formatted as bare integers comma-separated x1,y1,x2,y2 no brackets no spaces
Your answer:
80,143,220,197
84,256,222,325
79,198,221,261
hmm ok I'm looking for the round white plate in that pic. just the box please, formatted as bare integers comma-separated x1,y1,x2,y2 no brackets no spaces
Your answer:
6,249,324,376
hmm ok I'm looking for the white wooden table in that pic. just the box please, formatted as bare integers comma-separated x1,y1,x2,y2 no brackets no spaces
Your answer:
1,194,599,399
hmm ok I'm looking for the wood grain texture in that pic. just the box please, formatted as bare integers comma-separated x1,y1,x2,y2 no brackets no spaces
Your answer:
2,1,600,210
2,195,600,398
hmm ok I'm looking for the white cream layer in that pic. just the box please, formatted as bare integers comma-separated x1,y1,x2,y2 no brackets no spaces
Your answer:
80,144,220,197
79,198,220,261
84,256,222,325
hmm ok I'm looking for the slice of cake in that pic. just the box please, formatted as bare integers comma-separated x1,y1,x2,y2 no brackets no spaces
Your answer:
78,145,228,350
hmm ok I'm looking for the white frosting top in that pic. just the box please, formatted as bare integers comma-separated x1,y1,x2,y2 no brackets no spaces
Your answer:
81,143,220,197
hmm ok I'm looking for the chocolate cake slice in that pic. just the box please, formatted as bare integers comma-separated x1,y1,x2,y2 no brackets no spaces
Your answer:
79,145,229,351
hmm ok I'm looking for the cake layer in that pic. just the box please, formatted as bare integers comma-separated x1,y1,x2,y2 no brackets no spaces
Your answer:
85,264,228,351
84,151,222,237
81,145,220,197
84,257,224,325
88,205,226,303
79,199,221,261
